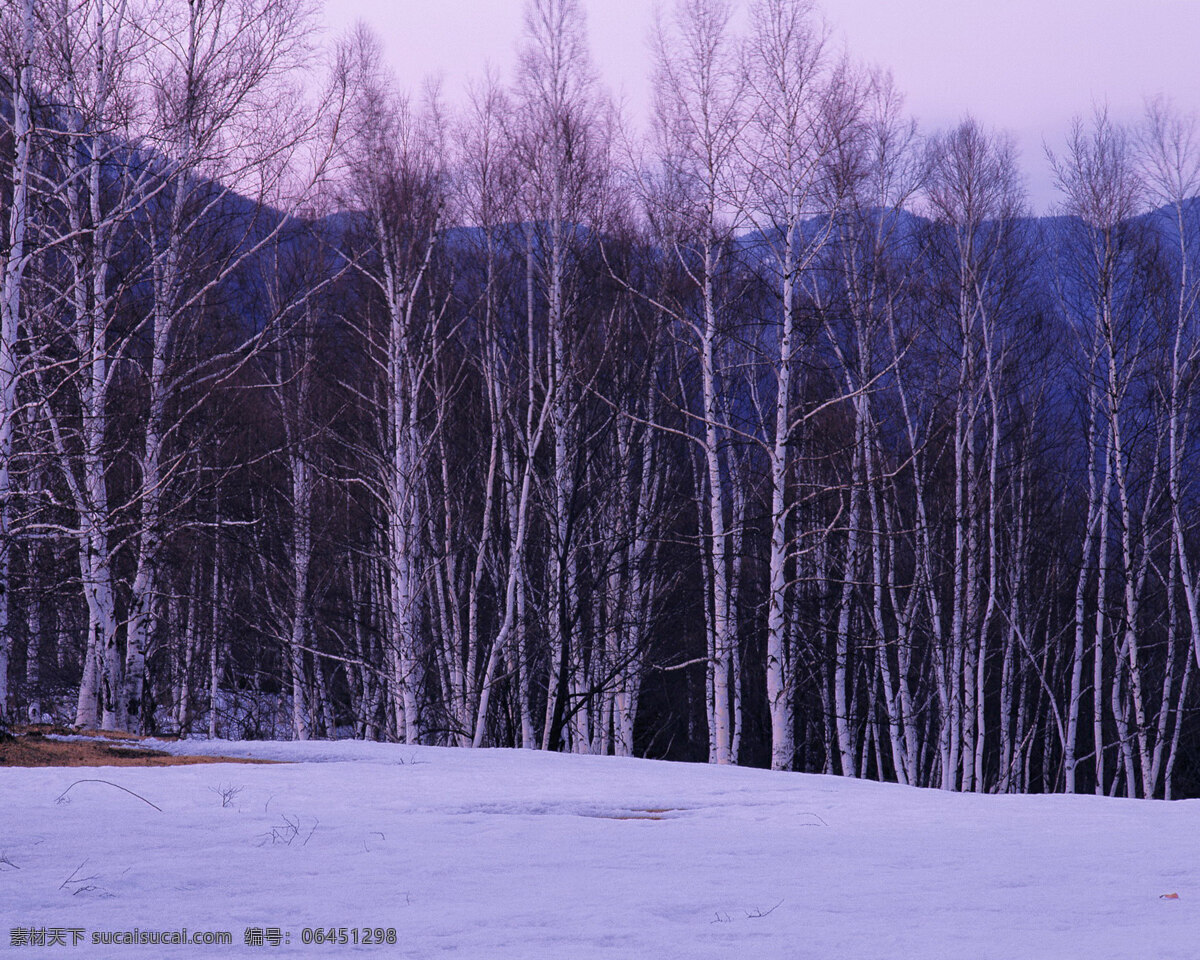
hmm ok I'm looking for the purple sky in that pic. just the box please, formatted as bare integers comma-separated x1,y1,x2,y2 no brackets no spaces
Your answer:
321,0,1200,212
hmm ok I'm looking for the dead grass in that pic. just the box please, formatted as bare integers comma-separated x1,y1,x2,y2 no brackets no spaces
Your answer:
0,726,278,768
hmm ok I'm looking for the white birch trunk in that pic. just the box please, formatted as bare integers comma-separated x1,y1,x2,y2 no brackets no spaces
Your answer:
765,258,795,769
701,252,735,765
834,423,863,778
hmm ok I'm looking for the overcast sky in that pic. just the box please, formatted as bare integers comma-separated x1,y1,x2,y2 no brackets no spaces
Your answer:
320,0,1200,213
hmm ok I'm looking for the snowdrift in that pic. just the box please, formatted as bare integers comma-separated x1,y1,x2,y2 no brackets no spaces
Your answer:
2,739,1197,958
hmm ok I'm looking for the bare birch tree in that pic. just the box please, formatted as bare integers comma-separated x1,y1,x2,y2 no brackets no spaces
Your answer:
0,0,37,719
649,0,746,765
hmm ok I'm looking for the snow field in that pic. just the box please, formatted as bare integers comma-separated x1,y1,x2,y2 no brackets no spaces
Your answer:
2,740,1198,958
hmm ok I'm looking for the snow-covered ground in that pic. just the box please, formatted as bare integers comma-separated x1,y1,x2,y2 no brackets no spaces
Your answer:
3,739,1197,958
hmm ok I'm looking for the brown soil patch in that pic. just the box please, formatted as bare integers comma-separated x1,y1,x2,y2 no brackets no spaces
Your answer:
587,808,685,821
0,731,277,768
20,723,172,742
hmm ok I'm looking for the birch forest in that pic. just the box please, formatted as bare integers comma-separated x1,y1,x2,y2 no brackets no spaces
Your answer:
4,0,1200,799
